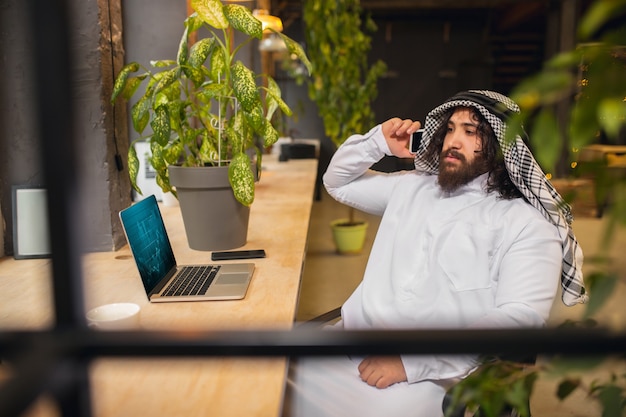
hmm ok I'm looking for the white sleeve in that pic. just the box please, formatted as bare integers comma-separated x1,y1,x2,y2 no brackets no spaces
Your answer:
322,124,402,216
402,354,478,384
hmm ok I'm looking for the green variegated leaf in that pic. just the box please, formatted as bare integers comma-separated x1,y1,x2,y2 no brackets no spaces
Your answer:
231,61,260,112
261,118,279,147
182,128,199,148
163,140,184,165
210,48,227,81
154,91,170,109
228,153,255,206
127,144,141,194
150,60,177,68
265,77,292,120
183,66,205,87
149,141,166,171
225,116,244,155
191,0,228,30
177,26,189,66
265,84,279,121
131,96,150,134
198,131,218,161
150,106,171,146
224,4,262,39
244,104,264,133
121,77,144,101
197,83,227,102
229,108,245,134
183,153,196,166
189,38,215,68
155,169,172,194
111,62,140,102
157,80,181,103
276,32,312,74
167,100,184,133
152,68,179,98
184,13,205,33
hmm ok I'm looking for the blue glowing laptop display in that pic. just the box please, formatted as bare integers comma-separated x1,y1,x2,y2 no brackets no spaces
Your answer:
119,195,254,302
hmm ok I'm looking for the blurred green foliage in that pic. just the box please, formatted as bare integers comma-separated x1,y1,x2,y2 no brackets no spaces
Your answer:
446,1,626,416
302,0,387,147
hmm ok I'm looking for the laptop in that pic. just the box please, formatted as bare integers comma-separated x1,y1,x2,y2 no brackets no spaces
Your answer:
119,195,254,302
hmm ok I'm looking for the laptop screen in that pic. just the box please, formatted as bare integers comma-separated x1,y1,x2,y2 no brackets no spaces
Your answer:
119,195,177,295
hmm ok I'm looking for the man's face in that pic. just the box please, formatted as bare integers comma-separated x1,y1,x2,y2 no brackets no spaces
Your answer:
438,108,487,192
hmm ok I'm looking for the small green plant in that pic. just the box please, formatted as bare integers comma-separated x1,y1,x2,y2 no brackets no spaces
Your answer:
303,0,386,225
303,0,386,148
111,0,310,206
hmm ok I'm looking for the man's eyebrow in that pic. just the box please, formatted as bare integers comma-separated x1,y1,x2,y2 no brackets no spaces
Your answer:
447,120,479,128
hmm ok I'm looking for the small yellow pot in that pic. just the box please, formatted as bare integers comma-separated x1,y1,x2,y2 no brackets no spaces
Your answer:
330,219,369,255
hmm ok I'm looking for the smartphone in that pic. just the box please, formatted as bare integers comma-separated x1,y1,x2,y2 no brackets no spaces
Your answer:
211,249,266,261
409,129,424,154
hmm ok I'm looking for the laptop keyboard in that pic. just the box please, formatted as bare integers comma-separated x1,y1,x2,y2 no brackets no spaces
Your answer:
162,265,221,296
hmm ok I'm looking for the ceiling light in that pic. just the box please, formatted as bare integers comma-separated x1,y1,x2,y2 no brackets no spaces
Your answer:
253,9,283,33
259,33,287,52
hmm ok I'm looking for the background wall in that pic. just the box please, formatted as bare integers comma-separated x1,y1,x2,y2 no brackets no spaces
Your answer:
0,1,578,255
0,1,42,256
371,12,494,122
0,0,131,255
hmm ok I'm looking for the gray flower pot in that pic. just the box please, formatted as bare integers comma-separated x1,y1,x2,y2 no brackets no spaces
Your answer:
168,165,250,251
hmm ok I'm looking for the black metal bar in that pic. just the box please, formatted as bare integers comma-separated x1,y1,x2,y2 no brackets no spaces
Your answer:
25,0,92,415
50,358,93,417
1,327,625,359
28,0,86,329
0,324,625,416
0,344,64,417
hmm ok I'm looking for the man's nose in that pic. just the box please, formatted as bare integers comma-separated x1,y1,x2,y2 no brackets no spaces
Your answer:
447,131,463,149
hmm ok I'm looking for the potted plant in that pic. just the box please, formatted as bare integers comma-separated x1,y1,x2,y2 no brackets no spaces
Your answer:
303,0,386,254
111,0,310,250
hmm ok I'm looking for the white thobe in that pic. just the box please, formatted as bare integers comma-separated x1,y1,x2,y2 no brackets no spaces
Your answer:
289,125,561,417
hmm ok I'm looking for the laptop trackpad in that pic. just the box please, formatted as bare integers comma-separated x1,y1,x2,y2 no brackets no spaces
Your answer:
216,273,249,285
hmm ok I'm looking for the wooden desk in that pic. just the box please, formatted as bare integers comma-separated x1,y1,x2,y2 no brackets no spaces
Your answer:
0,155,318,417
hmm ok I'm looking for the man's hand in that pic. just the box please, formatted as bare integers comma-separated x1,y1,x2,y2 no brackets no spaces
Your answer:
381,118,421,159
357,356,408,389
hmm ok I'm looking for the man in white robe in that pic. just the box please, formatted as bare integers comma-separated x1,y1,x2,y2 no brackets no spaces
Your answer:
288,90,586,417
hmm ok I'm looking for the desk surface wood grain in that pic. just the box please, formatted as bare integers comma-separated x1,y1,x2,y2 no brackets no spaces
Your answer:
0,155,318,417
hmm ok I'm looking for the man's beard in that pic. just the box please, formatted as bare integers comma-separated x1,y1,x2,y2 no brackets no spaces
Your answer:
438,149,487,193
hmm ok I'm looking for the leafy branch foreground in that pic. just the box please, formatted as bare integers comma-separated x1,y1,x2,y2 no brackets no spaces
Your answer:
445,0,626,416
445,355,626,417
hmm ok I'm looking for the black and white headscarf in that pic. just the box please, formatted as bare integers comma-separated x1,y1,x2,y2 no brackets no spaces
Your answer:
414,90,587,306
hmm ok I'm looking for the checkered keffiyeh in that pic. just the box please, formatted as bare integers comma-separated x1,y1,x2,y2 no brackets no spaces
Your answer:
414,90,587,306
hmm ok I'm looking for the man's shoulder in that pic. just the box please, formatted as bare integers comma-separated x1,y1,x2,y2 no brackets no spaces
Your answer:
493,196,558,234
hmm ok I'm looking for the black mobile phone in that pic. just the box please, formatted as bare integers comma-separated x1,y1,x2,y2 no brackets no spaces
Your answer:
409,129,424,154
211,249,266,261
